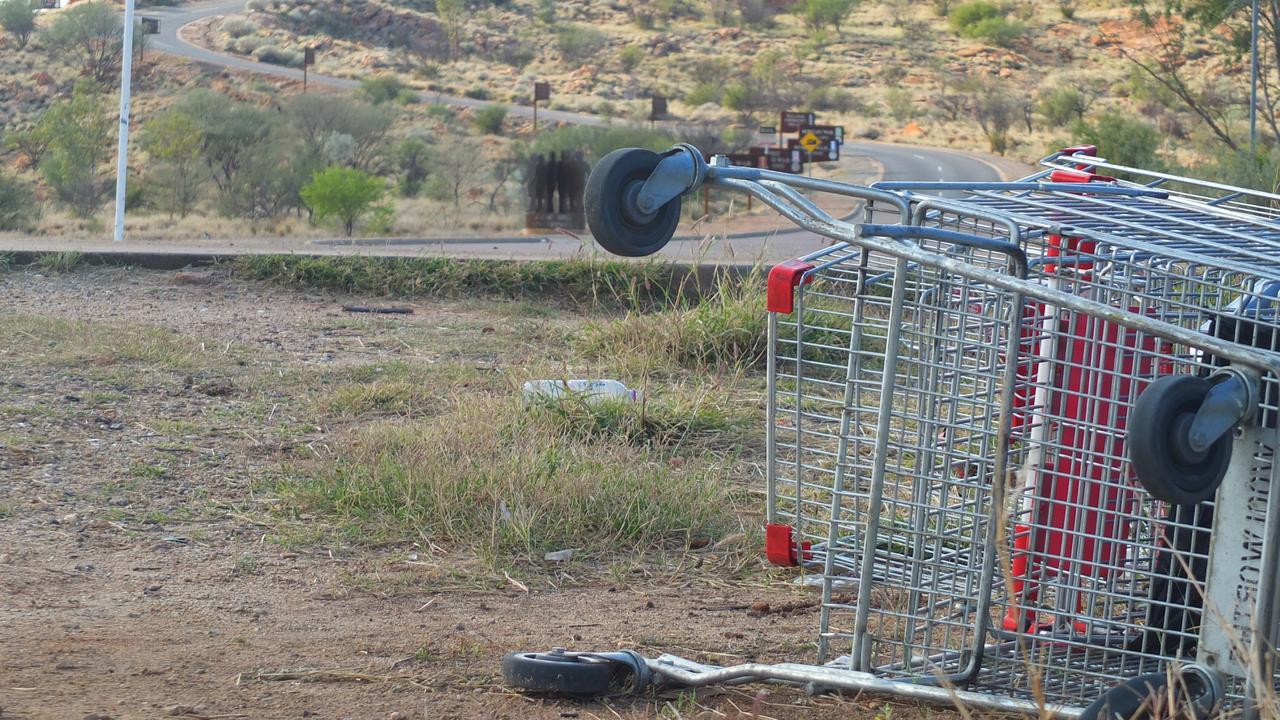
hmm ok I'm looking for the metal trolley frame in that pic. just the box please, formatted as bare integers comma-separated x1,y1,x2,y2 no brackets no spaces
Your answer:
505,144,1280,720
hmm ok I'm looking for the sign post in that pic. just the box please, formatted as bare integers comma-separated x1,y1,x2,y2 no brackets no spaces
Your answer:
112,0,136,243
533,81,550,131
303,47,316,93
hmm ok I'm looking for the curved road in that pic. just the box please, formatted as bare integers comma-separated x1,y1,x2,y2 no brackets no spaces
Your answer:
142,0,1012,263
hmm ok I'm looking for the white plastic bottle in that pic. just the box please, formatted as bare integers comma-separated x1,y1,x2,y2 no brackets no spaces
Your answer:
521,379,640,405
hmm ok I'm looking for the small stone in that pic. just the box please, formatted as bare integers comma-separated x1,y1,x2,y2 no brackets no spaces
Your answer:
60,513,80,525
388,713,408,720
165,705,196,716
0,553,12,563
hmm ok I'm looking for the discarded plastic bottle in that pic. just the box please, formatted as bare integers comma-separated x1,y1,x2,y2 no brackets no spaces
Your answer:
521,380,640,405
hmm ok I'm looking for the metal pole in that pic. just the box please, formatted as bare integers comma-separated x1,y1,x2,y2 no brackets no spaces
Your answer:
1251,0,1259,153
533,98,538,132
113,0,136,243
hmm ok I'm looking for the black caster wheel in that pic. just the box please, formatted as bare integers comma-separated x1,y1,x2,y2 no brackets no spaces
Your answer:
1129,375,1232,505
585,148,682,257
502,649,617,696
1080,668,1219,720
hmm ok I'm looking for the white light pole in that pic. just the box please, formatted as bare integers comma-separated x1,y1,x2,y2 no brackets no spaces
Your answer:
1251,0,1259,153
113,0,136,243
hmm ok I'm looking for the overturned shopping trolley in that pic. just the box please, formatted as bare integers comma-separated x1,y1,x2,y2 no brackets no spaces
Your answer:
503,144,1280,719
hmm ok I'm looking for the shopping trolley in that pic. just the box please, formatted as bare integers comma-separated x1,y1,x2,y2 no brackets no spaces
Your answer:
502,144,1280,720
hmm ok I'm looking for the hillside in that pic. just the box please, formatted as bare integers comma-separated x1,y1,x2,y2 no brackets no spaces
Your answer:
210,0,1246,165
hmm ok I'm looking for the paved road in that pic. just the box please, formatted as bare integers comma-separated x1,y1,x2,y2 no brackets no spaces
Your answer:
139,0,1013,263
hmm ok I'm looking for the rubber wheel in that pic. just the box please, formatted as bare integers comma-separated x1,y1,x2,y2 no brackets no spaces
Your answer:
1080,671,1217,720
1129,375,1232,505
585,148,682,257
502,651,614,696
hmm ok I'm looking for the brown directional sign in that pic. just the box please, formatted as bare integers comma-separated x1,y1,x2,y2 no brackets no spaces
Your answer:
651,96,668,119
759,126,776,135
780,111,816,133
303,47,317,66
534,81,551,101
764,147,803,174
140,17,160,34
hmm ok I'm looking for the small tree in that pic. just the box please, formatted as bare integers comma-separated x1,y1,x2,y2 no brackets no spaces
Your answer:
300,166,386,236
436,0,464,60
968,79,1018,154
392,136,432,197
38,80,113,216
141,109,206,219
0,0,36,50
45,2,125,83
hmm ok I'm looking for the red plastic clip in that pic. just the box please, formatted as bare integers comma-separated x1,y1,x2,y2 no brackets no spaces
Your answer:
765,523,812,567
766,260,815,315
1048,168,1116,184
1059,145,1098,171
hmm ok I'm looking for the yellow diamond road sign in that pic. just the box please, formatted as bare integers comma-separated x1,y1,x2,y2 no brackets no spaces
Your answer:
799,131,821,153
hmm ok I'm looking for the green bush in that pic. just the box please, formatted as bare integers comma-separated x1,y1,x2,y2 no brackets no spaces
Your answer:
949,0,1000,32
357,75,415,105
1037,84,1090,126
885,87,915,122
1071,112,1162,170
0,170,37,231
473,104,508,134
253,45,303,68
797,0,854,31
685,82,723,107
617,44,644,71
556,23,607,63
219,16,257,38
0,0,37,50
967,16,1025,46
299,166,386,236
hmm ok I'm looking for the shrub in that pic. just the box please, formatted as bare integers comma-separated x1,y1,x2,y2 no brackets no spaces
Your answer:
797,0,855,31
38,80,113,216
1037,84,1091,126
967,16,1024,46
885,87,915,122
473,104,508,135
617,44,644,71
219,16,257,38
0,170,37,231
358,75,415,105
0,0,37,50
230,35,268,54
1071,112,1162,170
949,0,1000,32
45,1,124,83
556,23,607,63
807,85,855,112
253,45,303,67
685,82,723,107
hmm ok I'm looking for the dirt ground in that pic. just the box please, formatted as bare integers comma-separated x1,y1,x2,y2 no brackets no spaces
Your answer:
0,266,913,720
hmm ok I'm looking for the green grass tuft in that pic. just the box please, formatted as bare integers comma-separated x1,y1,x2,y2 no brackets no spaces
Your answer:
35,251,85,273
277,395,745,562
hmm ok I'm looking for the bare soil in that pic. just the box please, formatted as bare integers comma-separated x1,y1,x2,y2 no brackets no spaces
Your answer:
0,267,907,720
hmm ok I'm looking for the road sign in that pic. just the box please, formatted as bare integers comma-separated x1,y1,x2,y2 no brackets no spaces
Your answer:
759,126,776,135
799,132,822,153
765,147,803,174
788,138,839,162
651,96,668,119
534,81,551,101
781,111,816,133
140,16,159,34
303,47,316,66
800,125,844,146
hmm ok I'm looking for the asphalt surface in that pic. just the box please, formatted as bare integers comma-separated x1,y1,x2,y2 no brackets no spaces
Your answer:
132,0,1014,264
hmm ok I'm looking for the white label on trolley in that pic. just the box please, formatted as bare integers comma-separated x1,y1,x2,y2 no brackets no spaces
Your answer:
1200,426,1267,680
